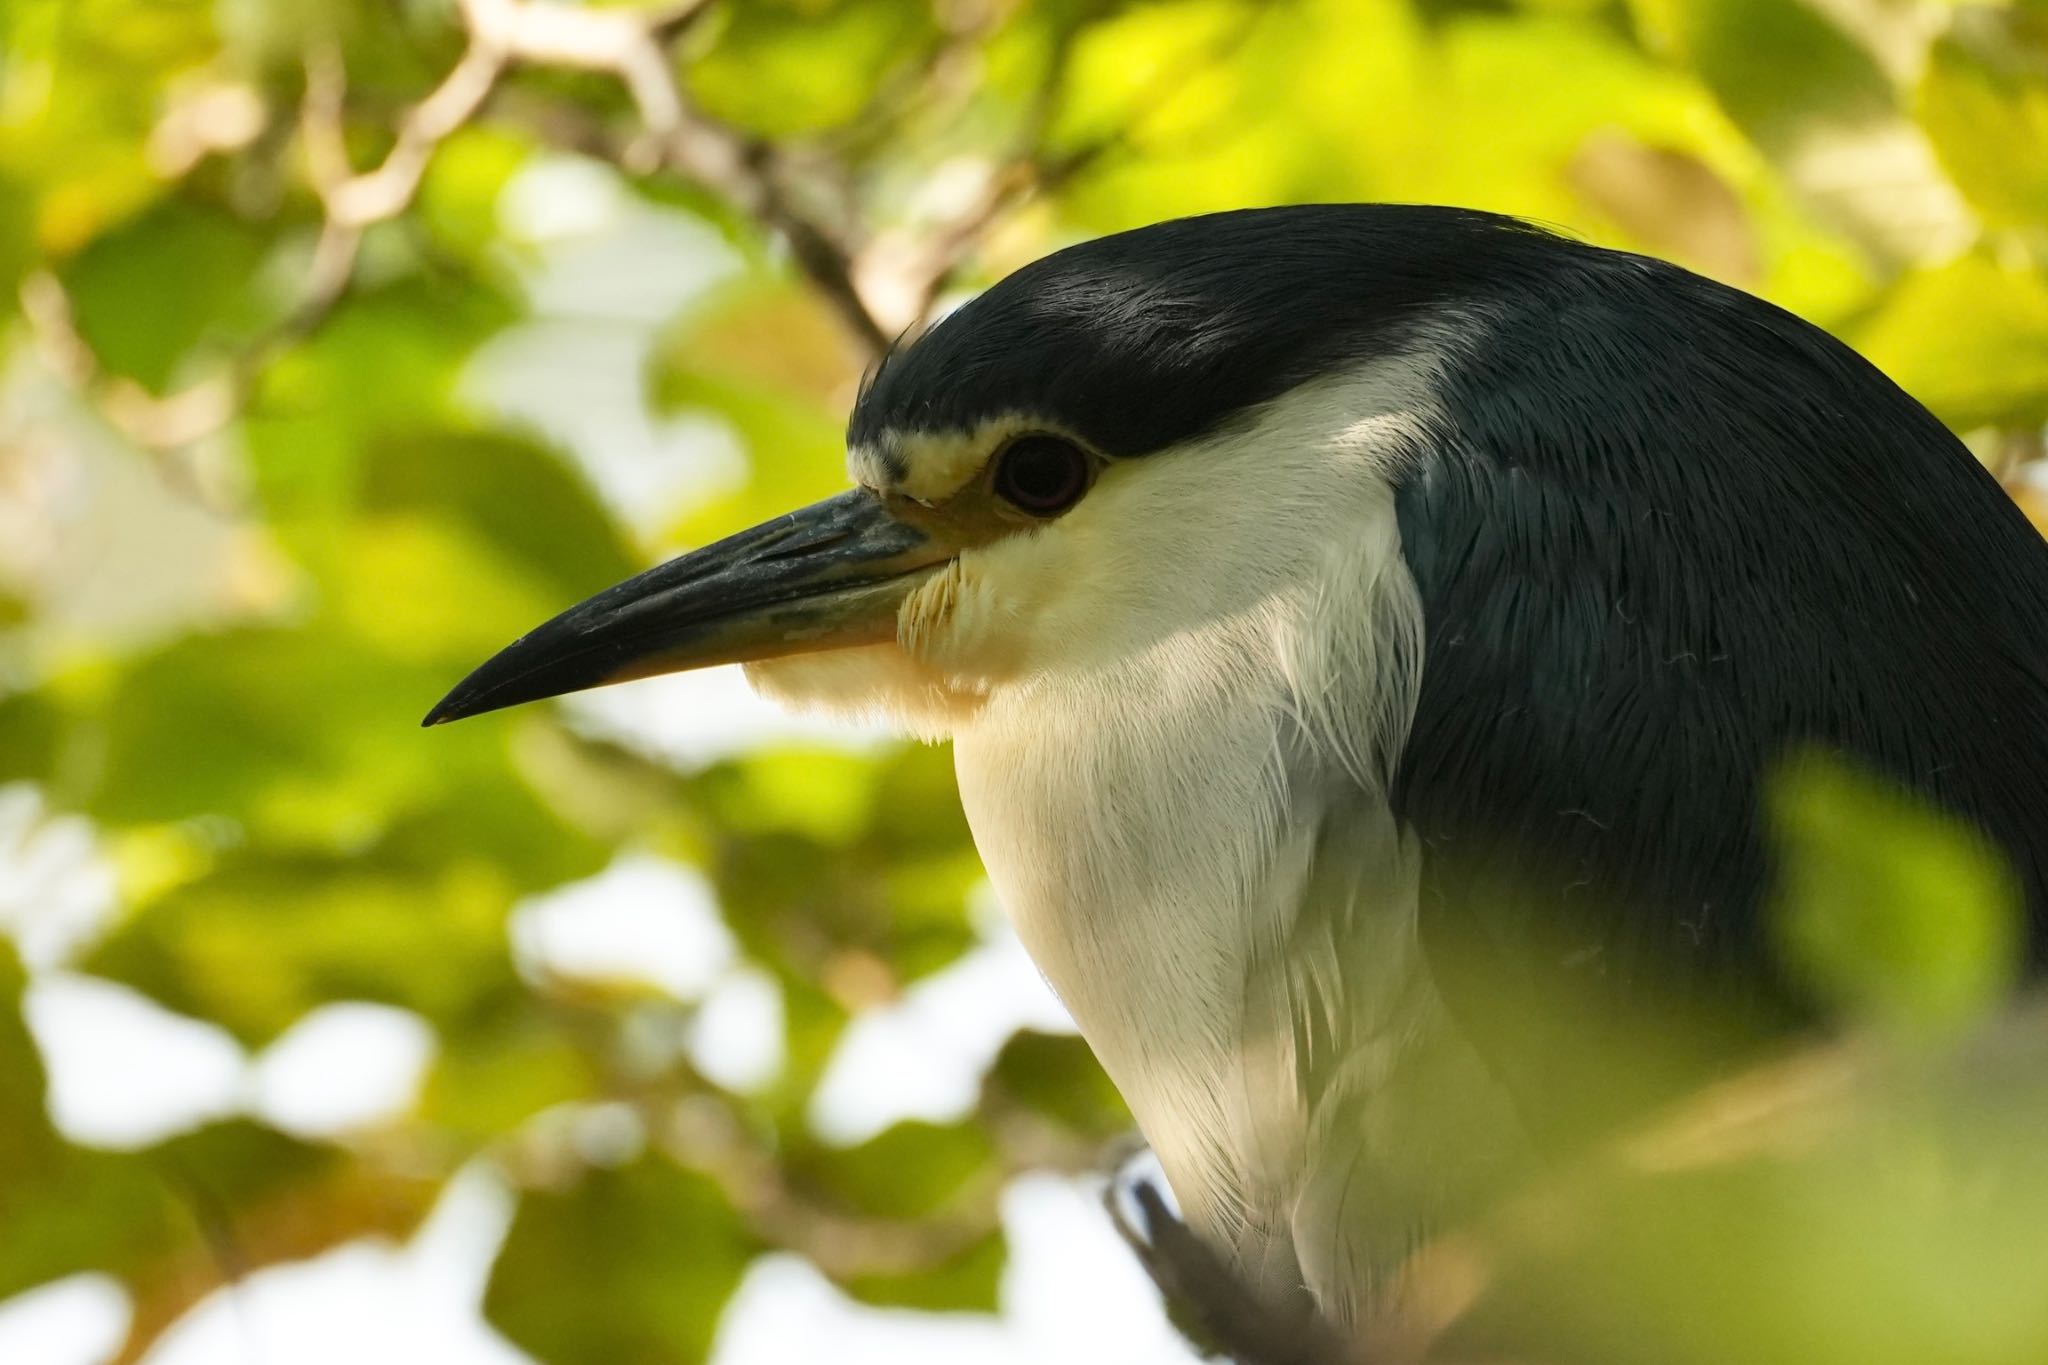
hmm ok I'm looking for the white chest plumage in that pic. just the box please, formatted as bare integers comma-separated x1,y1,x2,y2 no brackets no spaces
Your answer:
955,676,1426,1307
942,364,1515,1318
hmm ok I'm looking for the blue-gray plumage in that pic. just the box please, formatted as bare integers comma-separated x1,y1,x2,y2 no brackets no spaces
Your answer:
431,203,2048,1331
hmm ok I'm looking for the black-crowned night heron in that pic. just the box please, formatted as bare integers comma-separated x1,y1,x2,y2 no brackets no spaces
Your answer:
427,204,2048,1332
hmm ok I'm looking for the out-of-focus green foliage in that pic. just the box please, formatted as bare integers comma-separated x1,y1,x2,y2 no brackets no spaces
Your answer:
1440,1001,2048,1365
1770,753,2023,1038
2,0,2047,1361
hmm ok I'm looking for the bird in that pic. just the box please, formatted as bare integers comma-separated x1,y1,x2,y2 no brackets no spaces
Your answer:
425,203,2048,1335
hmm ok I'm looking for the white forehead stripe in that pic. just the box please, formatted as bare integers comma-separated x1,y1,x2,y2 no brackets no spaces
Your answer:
847,418,1044,504
847,442,900,492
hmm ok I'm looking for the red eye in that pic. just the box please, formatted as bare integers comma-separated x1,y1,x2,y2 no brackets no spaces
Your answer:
992,435,1092,516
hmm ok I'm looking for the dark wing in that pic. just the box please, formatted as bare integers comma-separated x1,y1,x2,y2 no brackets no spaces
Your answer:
1388,251,2048,1142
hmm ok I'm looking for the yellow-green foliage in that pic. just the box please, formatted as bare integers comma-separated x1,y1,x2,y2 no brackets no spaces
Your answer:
2,0,2048,1360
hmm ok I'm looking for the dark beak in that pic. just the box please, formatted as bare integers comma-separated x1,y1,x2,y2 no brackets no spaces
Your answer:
423,489,946,726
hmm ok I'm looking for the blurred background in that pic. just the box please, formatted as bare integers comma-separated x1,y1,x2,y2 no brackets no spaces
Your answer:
3,0,2048,1362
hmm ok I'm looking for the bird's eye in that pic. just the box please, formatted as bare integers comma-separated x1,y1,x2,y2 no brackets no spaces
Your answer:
992,435,1091,516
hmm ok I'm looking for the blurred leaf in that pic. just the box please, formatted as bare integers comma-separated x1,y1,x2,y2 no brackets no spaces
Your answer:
701,744,979,994
652,277,857,545
118,1121,438,1349
792,1120,994,1220
1917,11,2048,229
1566,133,1758,284
1623,0,1971,266
59,196,271,392
844,1227,1005,1312
0,0,217,253
1854,251,2048,431
0,947,434,1321
418,125,535,261
0,172,36,319
1444,1010,2048,1365
1767,754,2021,1038
327,511,569,666
486,1157,759,1365
718,749,878,846
421,1010,605,1144
1051,0,1254,156
662,274,861,411
246,277,519,549
82,847,534,1045
686,0,940,137
1628,0,1892,148
0,692,63,788
79,628,395,829
988,1030,1129,1139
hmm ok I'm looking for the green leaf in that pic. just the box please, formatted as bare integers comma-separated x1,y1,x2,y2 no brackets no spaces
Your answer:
59,196,272,392
0,171,36,321
1853,252,2048,432
420,1010,604,1144
698,743,979,996
1916,13,2048,229
81,847,534,1046
1451,1008,2048,1365
1767,752,2022,1038
0,0,218,254
791,1120,994,1220
74,625,435,834
686,0,940,137
1628,0,1893,150
486,1157,759,1365
650,275,857,546
0,948,435,1308
844,1227,1005,1312
988,1030,1129,1139
417,126,535,262
246,277,519,548
0,691,63,789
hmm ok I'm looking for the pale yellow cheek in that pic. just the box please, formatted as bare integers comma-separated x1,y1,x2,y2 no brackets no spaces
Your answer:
742,645,980,742
898,557,1032,685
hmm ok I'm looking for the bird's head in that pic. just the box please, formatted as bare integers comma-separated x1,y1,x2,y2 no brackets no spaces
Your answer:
423,206,1562,737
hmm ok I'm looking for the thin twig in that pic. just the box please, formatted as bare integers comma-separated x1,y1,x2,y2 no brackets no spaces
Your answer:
34,0,1253,483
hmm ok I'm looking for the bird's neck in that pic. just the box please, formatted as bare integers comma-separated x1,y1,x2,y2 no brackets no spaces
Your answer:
950,578,1494,1312
955,609,1325,1199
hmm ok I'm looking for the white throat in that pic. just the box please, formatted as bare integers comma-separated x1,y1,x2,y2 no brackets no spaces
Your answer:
944,360,1455,1294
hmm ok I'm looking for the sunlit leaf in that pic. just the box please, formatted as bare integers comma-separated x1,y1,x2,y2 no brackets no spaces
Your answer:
1767,753,2022,1038
686,0,940,137
1628,0,1892,147
246,277,519,549
0,946,435,1321
59,196,271,392
486,1156,759,1365
420,1009,605,1144
698,744,978,991
418,125,535,262
651,276,857,546
81,847,532,1045
1443,1010,2048,1365
988,1030,1128,1140
0,692,63,789
1916,12,2048,229
791,1119,994,1220
844,1227,1005,1312
1854,251,2048,431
